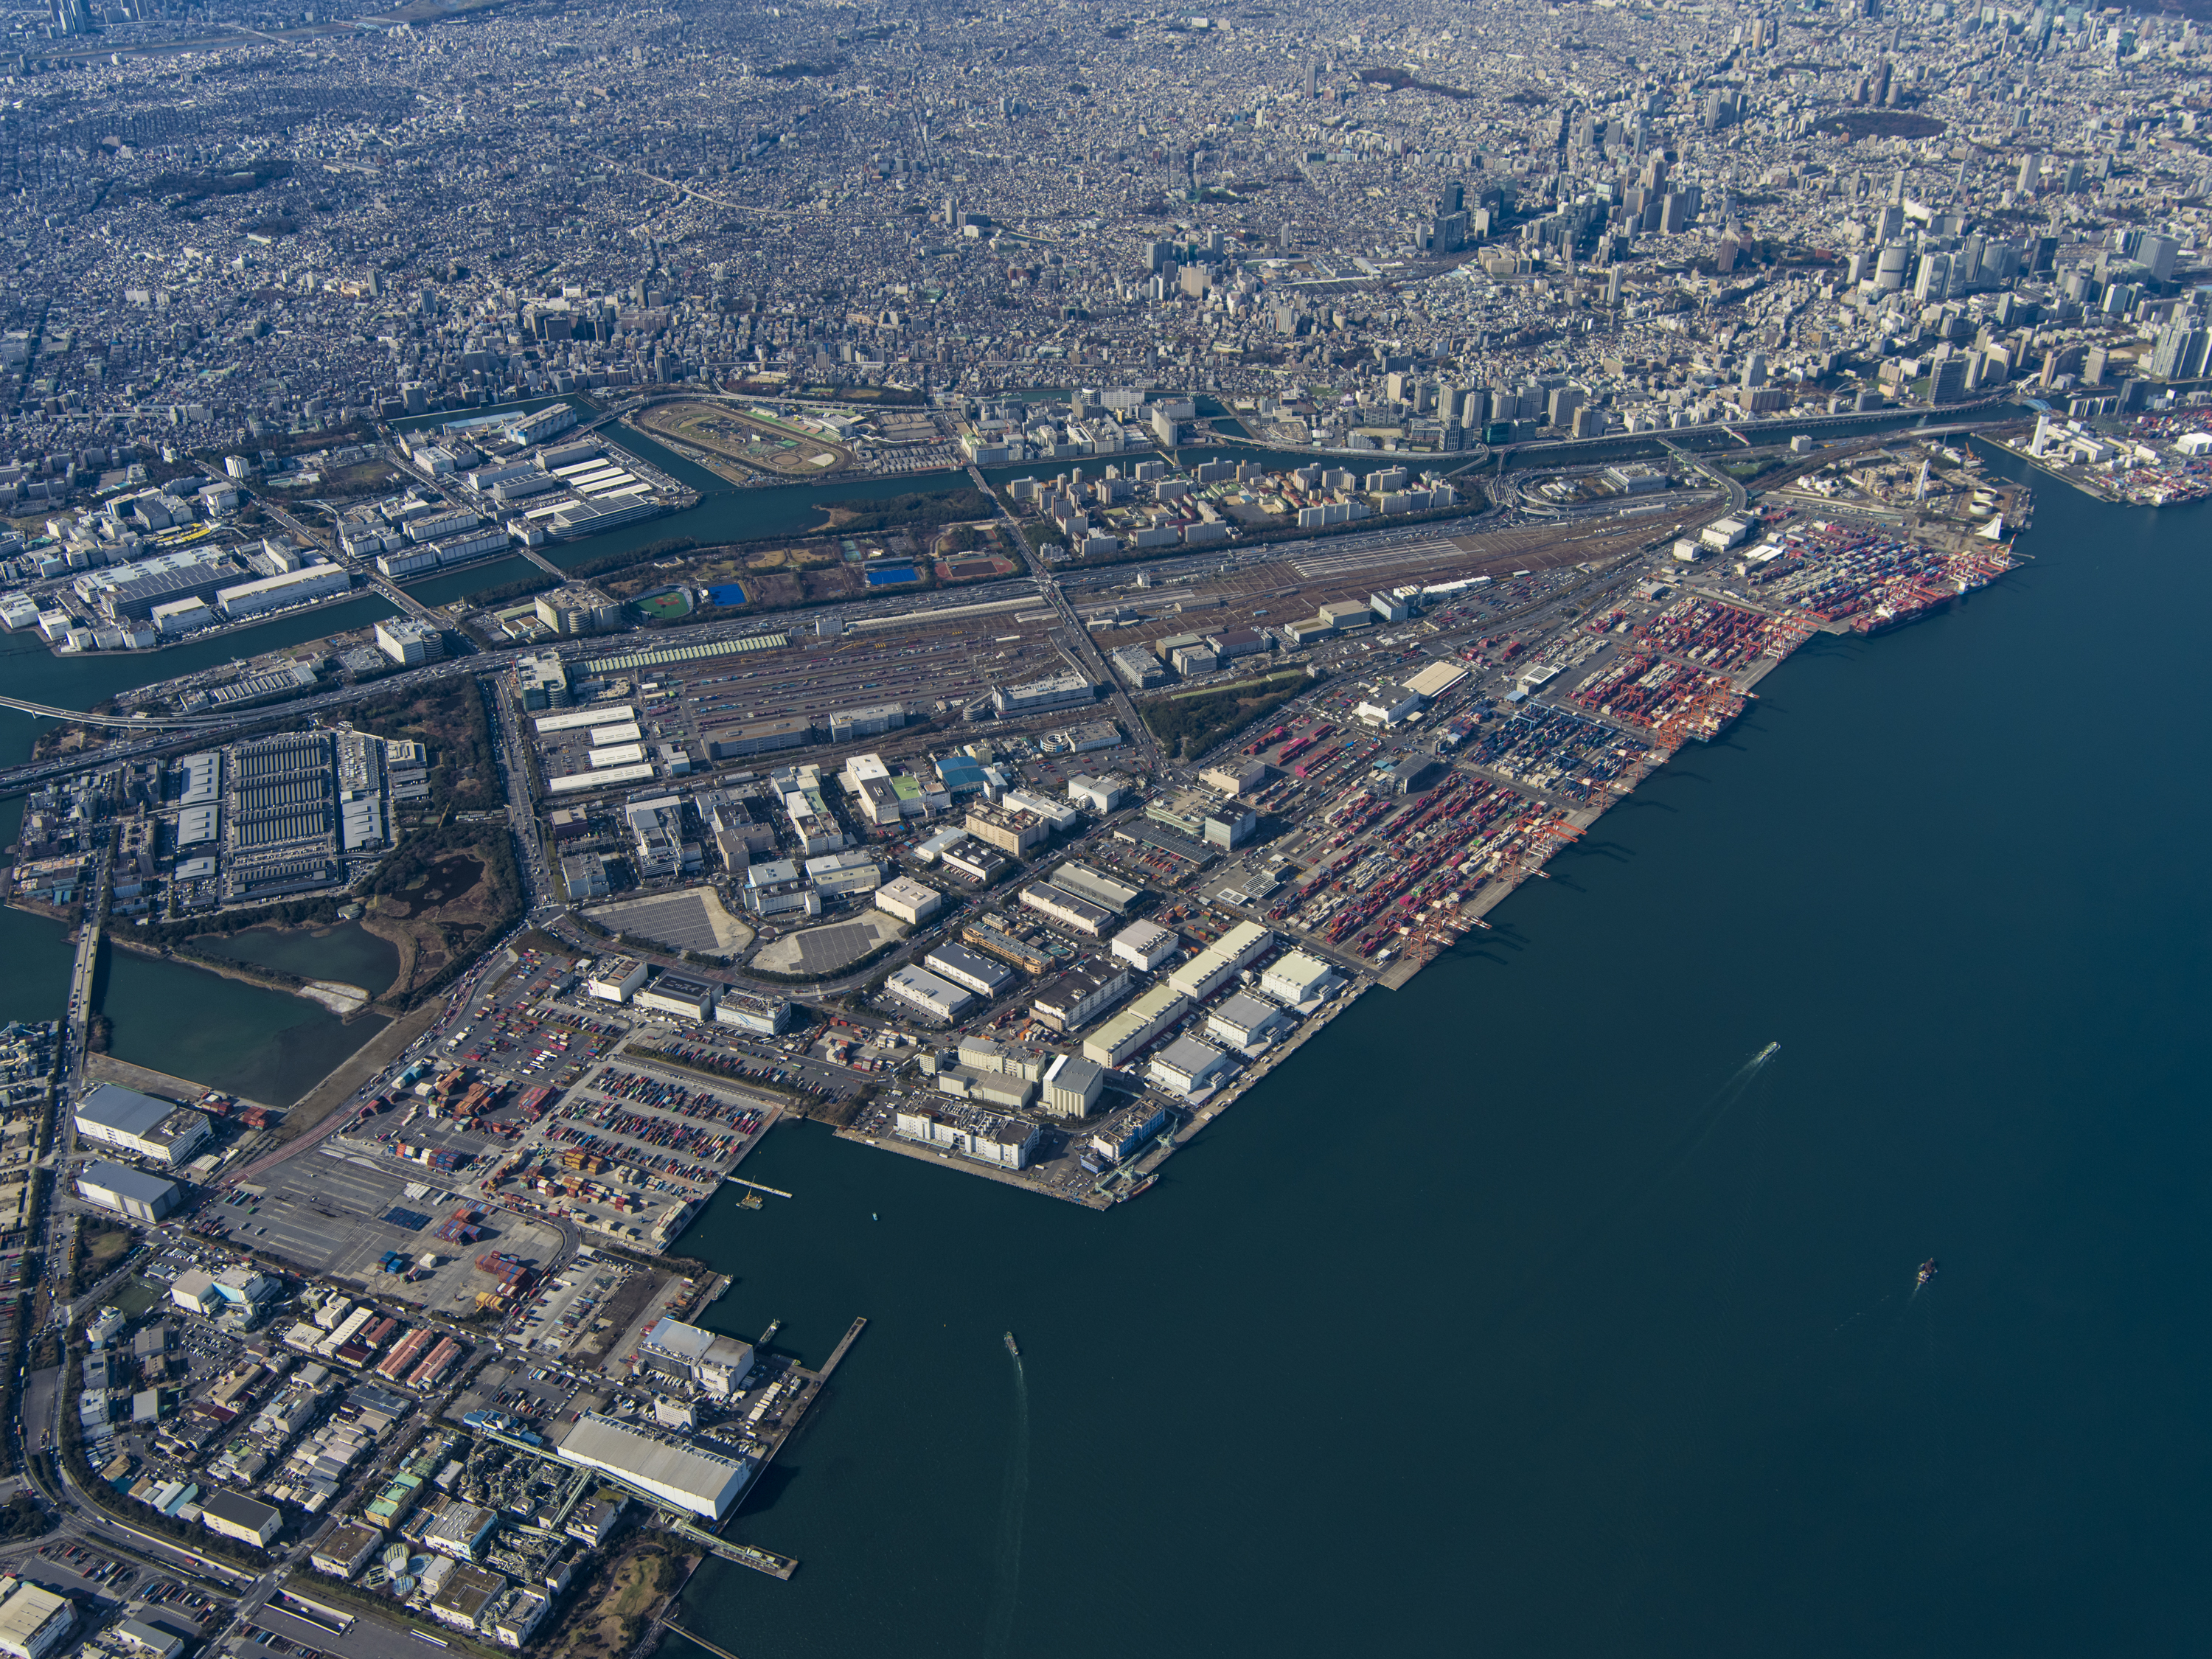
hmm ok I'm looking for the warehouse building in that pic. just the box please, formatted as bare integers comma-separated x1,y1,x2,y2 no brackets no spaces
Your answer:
637,1317,757,1397
199,1489,283,1548
1206,992,1298,1050
635,973,716,1021
74,1160,181,1222
874,875,944,928
1019,881,1112,939
712,989,794,1035
1260,950,1346,1007
1147,1033,1237,1099
1082,984,1192,1068
0,1581,74,1659
1040,1054,1107,1118
585,956,649,1003
556,1412,754,1520
215,563,351,621
310,1521,385,1580
703,715,814,759
1110,919,1179,972
72,1084,212,1166
892,1102,1043,1169
1029,961,1134,1034
1167,921,1276,1004
922,942,1015,999
885,965,977,1023
1051,860,1144,914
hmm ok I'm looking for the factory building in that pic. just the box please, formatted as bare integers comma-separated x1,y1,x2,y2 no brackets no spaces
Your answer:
72,1084,212,1166
74,1161,181,1222
556,1412,754,1520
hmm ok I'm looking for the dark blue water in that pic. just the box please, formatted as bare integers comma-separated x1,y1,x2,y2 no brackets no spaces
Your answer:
667,453,2212,1658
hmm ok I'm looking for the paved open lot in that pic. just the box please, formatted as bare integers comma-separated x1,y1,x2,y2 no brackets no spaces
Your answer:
236,1147,563,1314
751,912,901,975
585,886,754,954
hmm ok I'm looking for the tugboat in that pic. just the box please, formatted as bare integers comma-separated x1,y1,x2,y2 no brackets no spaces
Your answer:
1916,1258,1939,1289
1003,1331,1021,1360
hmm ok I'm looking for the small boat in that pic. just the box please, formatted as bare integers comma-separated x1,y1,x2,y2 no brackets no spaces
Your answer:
1916,1258,1938,1288
1003,1331,1020,1360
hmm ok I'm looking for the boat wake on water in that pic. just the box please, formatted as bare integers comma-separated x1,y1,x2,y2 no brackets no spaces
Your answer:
981,1333,1031,1659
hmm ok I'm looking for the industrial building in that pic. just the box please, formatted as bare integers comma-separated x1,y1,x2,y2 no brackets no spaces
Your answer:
1019,881,1113,938
556,1412,754,1520
1029,961,1134,1034
1260,950,1345,1006
885,964,977,1023
1167,921,1275,1003
1082,984,1192,1068
712,989,794,1035
874,875,945,927
199,1488,284,1547
585,956,648,1003
1206,992,1298,1049
376,616,448,667
74,1160,181,1222
1051,860,1144,914
0,1581,74,1659
215,563,350,620
636,1316,757,1397
892,1102,1044,1169
1147,1032,1237,1099
1110,919,1179,972
1040,1053,1107,1117
923,942,1015,999
635,973,716,1021
72,1084,212,1166
310,1521,385,1579
1090,1099,1174,1162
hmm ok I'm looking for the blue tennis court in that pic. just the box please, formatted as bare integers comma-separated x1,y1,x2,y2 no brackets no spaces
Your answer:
707,583,748,605
863,566,919,585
